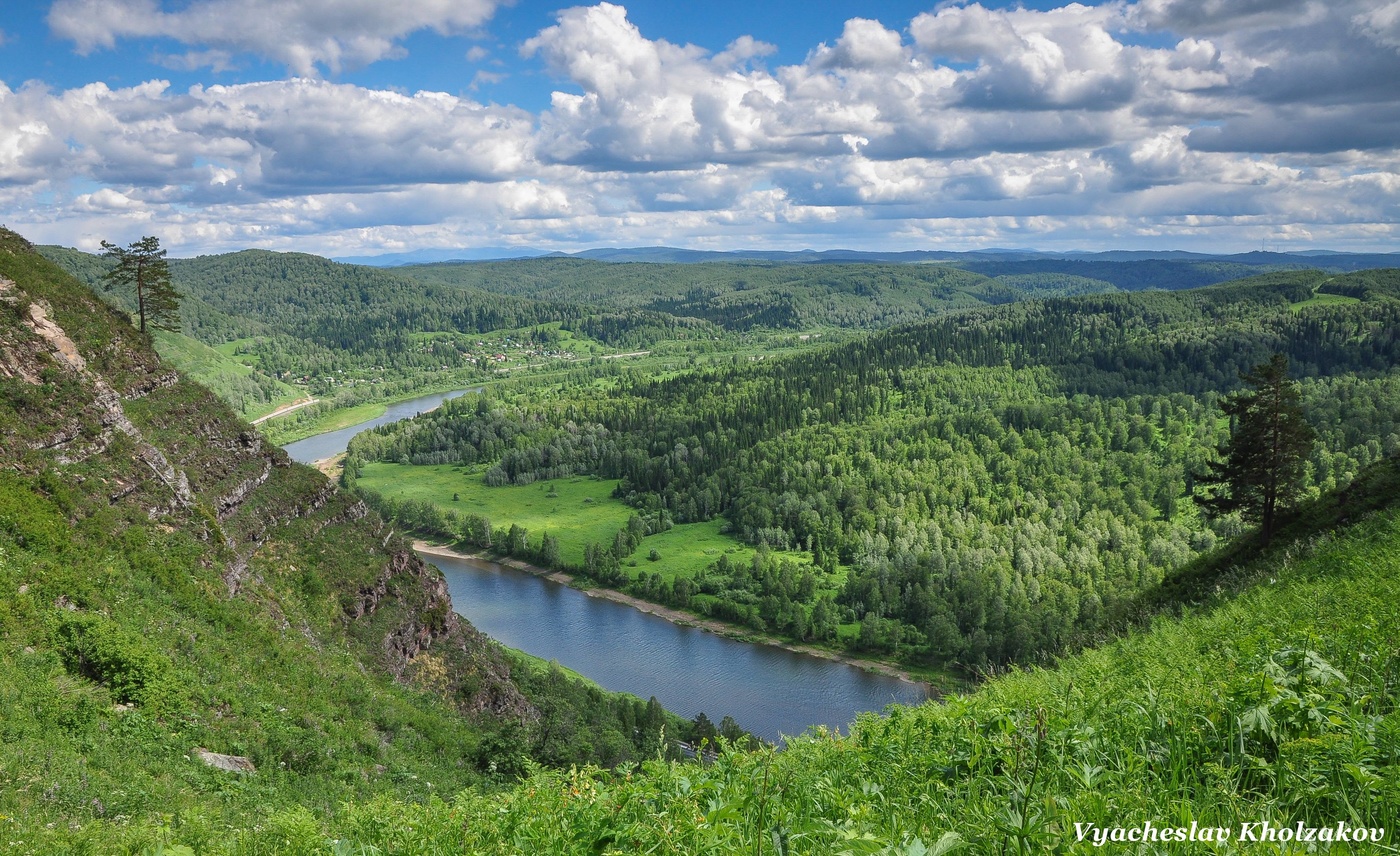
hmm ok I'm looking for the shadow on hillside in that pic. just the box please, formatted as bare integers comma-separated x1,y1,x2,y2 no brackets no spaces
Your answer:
1109,454,1400,631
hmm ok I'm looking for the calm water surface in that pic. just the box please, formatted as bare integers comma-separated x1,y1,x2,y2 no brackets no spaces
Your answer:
427,552,930,742
283,388,480,464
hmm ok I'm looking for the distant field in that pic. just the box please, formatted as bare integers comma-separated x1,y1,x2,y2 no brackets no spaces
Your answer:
1290,291,1362,312
633,519,815,585
632,519,748,581
355,463,813,584
358,464,632,565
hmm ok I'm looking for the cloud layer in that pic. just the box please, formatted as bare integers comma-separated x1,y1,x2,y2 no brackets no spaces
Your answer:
8,0,1400,254
48,0,505,75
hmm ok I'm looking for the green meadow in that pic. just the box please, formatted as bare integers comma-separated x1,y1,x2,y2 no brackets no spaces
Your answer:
1289,291,1362,312
632,519,817,589
153,330,302,420
357,463,633,566
354,463,812,587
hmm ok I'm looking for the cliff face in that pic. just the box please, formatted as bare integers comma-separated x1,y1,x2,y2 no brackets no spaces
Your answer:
0,227,534,725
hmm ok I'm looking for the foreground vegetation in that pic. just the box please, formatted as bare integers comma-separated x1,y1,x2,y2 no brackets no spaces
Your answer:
29,459,1400,853
331,488,1400,854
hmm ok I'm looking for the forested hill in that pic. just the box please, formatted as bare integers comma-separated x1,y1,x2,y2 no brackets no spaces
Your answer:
351,268,1400,670
801,268,1400,396
392,255,1376,330
949,257,1303,291
40,245,706,369
397,258,1019,329
0,228,713,850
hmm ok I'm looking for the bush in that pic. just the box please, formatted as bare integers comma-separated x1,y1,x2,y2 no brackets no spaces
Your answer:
57,614,169,704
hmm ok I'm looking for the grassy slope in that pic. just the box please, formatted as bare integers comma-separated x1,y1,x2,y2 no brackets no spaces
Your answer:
227,458,1400,854
1,229,536,852
0,473,497,848
152,329,303,420
0,230,697,853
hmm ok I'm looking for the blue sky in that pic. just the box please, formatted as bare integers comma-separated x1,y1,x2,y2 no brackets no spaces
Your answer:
1,0,1398,256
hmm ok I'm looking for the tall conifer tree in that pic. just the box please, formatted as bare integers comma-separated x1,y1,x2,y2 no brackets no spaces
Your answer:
101,236,181,334
1195,354,1316,541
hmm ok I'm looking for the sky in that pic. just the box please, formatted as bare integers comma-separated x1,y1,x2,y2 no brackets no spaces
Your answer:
1,0,1398,257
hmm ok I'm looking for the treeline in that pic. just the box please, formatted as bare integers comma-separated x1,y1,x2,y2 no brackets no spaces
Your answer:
399,257,1025,331
398,257,1341,331
492,662,753,772
953,258,1299,291
39,246,717,391
351,269,1400,671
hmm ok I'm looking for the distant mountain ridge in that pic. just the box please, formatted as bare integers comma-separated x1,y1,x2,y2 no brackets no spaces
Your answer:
338,244,1400,269
334,246,552,265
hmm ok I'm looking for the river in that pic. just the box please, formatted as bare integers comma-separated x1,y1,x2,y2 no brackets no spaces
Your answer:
428,552,929,742
282,388,479,464
280,387,932,742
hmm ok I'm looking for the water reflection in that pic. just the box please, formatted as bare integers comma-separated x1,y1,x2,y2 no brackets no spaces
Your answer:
428,552,929,743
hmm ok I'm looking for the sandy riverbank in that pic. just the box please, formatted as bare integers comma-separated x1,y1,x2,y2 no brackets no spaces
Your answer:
411,539,935,691
312,452,345,476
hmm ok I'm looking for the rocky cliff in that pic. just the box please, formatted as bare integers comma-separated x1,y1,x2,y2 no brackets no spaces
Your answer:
0,226,535,726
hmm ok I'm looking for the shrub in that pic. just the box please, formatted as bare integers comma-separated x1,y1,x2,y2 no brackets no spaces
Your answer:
56,613,169,704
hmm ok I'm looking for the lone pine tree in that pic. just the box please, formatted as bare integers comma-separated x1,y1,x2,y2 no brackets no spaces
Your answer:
101,235,181,334
1196,353,1317,541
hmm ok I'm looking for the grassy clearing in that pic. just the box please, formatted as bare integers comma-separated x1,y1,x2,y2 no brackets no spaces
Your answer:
155,331,256,378
1289,291,1362,312
629,519,748,581
631,519,813,584
357,463,632,566
152,331,302,420
356,464,812,587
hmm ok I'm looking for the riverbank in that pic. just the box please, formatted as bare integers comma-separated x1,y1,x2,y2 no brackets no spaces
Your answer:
412,540,938,692
267,383,483,446
312,452,345,477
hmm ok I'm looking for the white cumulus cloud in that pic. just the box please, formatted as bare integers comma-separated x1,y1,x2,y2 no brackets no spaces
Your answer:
48,0,506,75
5,0,1399,255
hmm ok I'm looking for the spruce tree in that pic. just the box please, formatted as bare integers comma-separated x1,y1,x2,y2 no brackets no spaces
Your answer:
100,235,181,334
1195,354,1316,541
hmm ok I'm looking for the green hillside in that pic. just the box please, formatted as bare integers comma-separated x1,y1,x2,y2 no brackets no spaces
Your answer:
148,330,303,420
0,229,710,853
